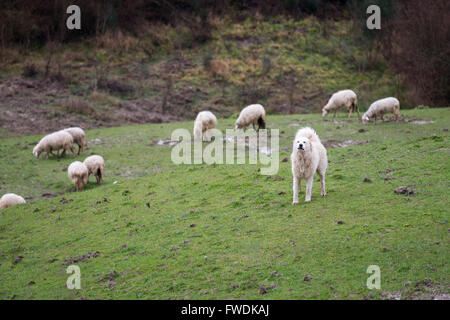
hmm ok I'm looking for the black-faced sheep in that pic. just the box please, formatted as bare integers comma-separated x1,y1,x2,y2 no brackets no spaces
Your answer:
235,104,266,131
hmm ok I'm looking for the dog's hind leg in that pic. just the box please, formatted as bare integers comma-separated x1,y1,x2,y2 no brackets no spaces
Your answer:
305,177,313,202
292,176,300,205
318,170,326,196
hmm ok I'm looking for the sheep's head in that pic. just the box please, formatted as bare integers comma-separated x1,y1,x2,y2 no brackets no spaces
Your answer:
32,145,41,159
362,114,370,124
235,122,243,130
322,108,328,117
293,136,312,153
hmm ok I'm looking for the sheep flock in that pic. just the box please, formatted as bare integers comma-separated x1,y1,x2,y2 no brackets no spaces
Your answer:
2,91,401,210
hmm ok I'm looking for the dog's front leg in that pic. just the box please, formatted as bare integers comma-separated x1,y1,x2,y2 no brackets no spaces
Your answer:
292,176,300,205
305,177,314,202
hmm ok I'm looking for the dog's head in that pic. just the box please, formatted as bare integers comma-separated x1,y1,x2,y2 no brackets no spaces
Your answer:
293,136,312,153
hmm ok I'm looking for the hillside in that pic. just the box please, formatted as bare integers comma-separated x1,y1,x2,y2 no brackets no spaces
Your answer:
0,16,400,136
0,108,448,299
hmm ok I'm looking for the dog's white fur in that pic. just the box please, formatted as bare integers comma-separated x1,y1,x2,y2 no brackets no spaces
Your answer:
291,127,328,203
68,161,89,191
193,111,217,141
322,89,360,119
83,155,105,184
0,193,26,210
235,104,266,131
362,97,400,124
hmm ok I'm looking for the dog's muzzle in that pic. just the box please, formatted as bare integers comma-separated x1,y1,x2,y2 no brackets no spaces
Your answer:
297,144,304,150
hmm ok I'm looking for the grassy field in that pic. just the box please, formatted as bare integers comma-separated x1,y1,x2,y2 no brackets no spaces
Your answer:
0,108,449,299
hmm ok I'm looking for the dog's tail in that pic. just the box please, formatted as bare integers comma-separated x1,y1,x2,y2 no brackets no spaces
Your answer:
295,127,321,143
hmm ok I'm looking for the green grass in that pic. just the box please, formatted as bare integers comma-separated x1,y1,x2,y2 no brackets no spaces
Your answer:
0,108,449,299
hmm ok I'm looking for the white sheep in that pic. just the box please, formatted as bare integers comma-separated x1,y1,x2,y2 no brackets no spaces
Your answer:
322,89,360,119
83,155,105,184
68,161,89,191
33,131,76,159
235,104,266,131
362,97,400,124
0,193,26,210
64,127,87,155
193,111,217,141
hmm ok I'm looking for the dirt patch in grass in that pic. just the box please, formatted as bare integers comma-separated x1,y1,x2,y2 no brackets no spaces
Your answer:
382,279,449,300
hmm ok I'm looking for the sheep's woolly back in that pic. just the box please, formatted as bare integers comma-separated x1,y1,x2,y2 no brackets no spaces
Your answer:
194,111,217,139
83,155,105,176
68,161,89,185
33,131,74,157
64,127,86,146
235,104,266,128
323,89,357,112
364,97,400,119
0,193,26,210
294,127,321,144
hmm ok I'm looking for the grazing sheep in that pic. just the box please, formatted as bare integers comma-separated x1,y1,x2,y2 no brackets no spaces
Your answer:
291,127,328,203
83,155,105,185
322,89,360,120
0,193,26,210
33,131,76,159
362,97,400,124
68,161,89,191
235,104,266,131
64,127,87,155
194,111,217,141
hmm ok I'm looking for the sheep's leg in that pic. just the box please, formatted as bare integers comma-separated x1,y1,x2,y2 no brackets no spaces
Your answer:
252,122,256,131
45,152,49,160
333,110,337,119
356,104,361,120
96,175,100,184
292,176,300,205
77,144,82,155
380,114,384,121
70,146,76,157
348,107,352,118
373,115,377,124
305,177,314,202
60,149,66,158
394,110,400,122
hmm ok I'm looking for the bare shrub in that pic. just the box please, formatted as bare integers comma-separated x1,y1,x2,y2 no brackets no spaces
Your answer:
63,99,97,116
22,64,39,78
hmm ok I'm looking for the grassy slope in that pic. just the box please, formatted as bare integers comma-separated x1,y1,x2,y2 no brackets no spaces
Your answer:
0,108,449,299
1,16,400,128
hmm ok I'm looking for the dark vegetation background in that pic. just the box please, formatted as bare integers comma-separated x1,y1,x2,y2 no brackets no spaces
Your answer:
0,0,448,134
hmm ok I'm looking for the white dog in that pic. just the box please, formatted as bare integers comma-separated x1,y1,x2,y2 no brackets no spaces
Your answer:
291,127,328,203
